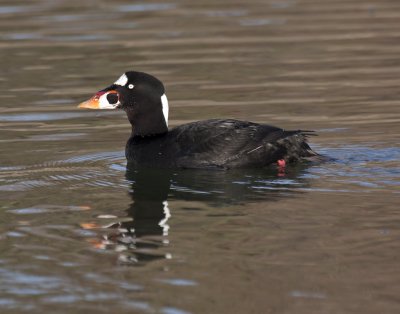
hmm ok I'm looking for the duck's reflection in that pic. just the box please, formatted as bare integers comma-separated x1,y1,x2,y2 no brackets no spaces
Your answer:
102,169,174,264
85,164,312,264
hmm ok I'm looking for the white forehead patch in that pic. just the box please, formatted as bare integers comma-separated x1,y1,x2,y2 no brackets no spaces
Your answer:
161,94,169,126
114,73,128,86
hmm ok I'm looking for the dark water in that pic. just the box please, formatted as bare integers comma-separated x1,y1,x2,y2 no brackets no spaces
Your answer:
1,0,400,313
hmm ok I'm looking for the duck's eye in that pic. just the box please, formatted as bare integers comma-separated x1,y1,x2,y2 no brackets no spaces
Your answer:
106,93,119,104
128,84,134,89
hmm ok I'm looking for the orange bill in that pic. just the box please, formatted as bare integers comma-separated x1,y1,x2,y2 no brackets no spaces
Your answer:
78,98,100,109
77,90,119,109
77,91,104,109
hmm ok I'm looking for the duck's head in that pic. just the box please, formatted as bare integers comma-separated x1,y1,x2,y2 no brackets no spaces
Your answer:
78,71,169,136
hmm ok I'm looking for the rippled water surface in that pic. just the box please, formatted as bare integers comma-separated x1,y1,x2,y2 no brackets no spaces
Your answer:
1,0,399,313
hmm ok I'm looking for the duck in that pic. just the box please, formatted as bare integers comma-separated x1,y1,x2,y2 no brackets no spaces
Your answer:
78,71,320,169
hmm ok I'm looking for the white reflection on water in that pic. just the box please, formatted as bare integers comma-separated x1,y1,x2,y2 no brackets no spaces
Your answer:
0,6,32,14
159,201,171,236
3,33,42,40
116,3,177,12
0,112,113,122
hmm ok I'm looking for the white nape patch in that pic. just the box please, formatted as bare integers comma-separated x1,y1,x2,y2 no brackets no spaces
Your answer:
161,94,169,126
98,92,120,109
114,73,128,86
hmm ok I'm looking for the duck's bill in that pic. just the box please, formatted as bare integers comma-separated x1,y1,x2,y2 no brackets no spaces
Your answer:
78,96,101,109
78,91,120,109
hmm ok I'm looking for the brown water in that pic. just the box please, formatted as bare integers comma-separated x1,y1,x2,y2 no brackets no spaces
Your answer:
1,0,400,313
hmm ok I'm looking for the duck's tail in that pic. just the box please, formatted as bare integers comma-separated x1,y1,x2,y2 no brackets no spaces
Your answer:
279,130,327,163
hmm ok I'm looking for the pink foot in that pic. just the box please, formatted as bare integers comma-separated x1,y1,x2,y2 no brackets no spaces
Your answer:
277,159,286,167
277,159,286,176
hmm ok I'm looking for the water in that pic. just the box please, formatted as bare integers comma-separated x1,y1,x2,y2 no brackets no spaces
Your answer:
1,0,399,313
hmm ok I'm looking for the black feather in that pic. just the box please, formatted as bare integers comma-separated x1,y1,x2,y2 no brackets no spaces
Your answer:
126,119,320,169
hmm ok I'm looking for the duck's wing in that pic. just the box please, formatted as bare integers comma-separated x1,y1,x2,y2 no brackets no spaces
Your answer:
170,119,317,168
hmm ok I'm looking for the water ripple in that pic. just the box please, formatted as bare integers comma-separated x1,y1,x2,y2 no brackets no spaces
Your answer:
0,151,126,192
116,3,177,12
306,145,400,191
0,6,31,14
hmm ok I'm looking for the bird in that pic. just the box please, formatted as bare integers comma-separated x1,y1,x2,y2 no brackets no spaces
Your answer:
78,71,320,169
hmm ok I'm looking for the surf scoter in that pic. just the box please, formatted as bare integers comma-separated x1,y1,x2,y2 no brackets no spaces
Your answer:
78,71,320,169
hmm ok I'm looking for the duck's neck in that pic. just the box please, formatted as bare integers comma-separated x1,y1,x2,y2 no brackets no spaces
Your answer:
126,106,168,138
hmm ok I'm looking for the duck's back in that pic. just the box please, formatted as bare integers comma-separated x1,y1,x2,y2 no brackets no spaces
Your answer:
126,119,318,169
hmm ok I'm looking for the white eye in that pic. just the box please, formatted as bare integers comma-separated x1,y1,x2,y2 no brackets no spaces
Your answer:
128,84,134,89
